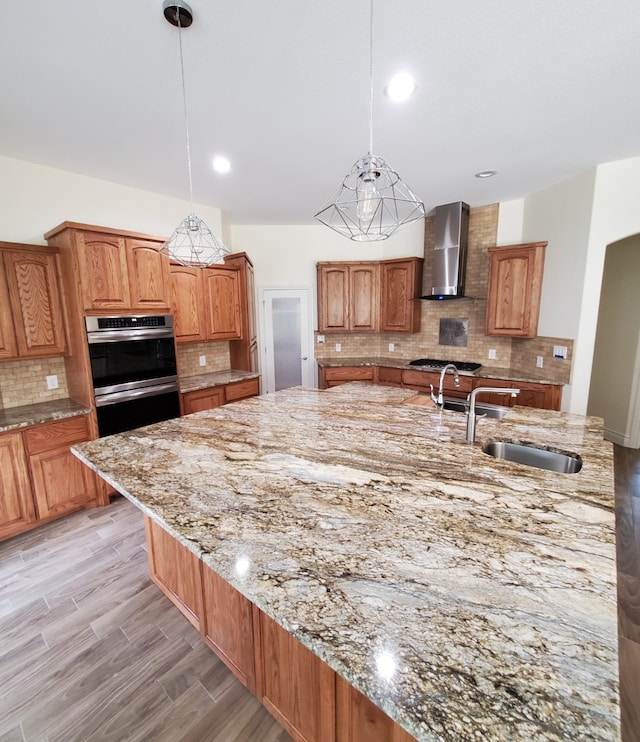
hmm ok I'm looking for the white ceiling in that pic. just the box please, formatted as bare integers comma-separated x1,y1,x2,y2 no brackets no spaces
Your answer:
1,0,639,225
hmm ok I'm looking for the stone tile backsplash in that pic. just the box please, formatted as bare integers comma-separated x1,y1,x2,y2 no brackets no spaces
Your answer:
177,341,231,378
0,356,70,410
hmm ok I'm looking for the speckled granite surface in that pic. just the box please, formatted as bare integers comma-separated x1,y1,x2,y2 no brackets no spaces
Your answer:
179,369,260,394
73,383,619,741
0,398,91,433
317,357,562,385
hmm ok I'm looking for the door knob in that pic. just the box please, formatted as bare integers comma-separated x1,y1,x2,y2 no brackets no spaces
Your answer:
300,356,308,361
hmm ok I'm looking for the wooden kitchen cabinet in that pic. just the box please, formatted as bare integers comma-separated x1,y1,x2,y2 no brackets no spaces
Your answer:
75,230,131,311
0,432,36,541
145,516,203,630
24,415,99,520
376,366,403,387
402,369,474,399
127,238,171,311
225,252,258,372
317,262,379,333
0,243,67,360
335,676,417,742
201,563,256,693
202,266,242,340
320,366,375,389
380,258,423,333
474,377,561,411
182,377,260,414
256,610,336,742
169,264,207,342
486,242,546,338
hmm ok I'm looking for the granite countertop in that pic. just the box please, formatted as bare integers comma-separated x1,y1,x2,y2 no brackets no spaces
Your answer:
72,383,618,741
317,356,563,385
179,369,260,394
0,398,92,434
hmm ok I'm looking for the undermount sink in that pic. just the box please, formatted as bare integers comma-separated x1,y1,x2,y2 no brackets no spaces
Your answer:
482,440,582,474
442,398,511,420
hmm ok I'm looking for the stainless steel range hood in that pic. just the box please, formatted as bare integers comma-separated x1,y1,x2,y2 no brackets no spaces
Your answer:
421,201,470,300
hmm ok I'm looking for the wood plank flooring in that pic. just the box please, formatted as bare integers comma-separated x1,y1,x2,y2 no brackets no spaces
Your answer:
1,444,638,741
0,498,292,742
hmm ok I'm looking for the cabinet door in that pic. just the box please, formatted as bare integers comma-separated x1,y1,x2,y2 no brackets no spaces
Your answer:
318,264,349,332
3,250,67,358
472,378,520,407
402,369,473,399
0,261,18,359
203,267,242,340
485,243,546,338
336,676,417,742
380,259,422,333
226,253,257,371
350,264,379,331
127,239,170,311
224,378,260,403
24,416,97,520
256,610,336,742
76,231,131,310
376,366,403,387
201,563,256,692
145,516,203,630
182,387,225,414
170,265,206,342
0,432,36,541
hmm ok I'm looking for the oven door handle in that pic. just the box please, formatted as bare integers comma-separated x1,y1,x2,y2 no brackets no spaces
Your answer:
94,382,179,407
87,328,175,343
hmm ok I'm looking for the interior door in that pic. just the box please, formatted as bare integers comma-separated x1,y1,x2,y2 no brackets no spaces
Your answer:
260,288,314,393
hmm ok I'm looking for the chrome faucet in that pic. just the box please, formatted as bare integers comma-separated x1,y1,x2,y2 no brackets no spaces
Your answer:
466,386,520,442
430,364,460,408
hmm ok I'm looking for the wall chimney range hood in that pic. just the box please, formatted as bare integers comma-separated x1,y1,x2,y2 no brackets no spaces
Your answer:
421,201,470,300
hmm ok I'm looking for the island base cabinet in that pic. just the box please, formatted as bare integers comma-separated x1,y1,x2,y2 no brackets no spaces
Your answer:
201,563,256,694
336,677,417,742
255,610,336,742
144,517,202,631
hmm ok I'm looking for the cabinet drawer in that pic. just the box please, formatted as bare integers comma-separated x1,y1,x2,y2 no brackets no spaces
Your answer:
377,366,403,386
24,415,91,454
224,378,260,402
323,366,374,382
402,369,474,393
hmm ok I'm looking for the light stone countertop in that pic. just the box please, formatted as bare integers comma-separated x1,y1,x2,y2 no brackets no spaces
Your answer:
317,356,564,385
179,369,260,394
0,398,92,434
72,383,619,741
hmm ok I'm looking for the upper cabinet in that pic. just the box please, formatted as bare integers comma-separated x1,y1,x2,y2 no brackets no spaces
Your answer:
170,263,242,343
485,242,546,338
224,252,258,372
0,243,67,360
317,257,422,334
45,223,171,314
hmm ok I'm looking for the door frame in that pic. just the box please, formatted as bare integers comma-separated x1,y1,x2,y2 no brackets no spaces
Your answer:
258,286,316,394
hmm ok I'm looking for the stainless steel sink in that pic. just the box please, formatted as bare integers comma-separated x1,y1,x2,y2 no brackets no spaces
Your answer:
482,440,582,473
442,398,511,420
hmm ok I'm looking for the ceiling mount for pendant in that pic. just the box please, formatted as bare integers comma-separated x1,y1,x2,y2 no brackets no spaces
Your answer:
163,0,193,28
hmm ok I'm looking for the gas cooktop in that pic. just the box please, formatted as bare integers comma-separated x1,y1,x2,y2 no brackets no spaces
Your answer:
408,358,482,373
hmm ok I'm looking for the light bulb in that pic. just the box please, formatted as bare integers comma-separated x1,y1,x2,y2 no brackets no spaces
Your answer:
356,172,380,222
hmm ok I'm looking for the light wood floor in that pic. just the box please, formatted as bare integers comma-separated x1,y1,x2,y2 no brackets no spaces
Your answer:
1,445,638,742
0,499,292,742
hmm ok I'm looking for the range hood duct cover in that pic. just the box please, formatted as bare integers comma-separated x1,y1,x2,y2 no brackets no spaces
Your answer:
421,201,470,300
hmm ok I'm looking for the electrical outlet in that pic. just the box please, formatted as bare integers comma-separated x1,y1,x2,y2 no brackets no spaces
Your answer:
388,343,395,352
199,355,206,366
536,356,544,368
317,335,325,344
553,345,568,359
46,374,59,390
488,349,496,360
335,343,342,352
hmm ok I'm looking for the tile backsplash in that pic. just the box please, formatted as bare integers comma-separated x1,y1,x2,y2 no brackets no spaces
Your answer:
0,357,69,410
314,202,574,385
177,341,231,378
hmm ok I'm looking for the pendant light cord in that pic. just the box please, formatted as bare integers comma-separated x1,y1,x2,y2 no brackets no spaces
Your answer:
368,0,374,156
177,14,194,211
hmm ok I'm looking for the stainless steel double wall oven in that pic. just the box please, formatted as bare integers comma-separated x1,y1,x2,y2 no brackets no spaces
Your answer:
85,314,180,437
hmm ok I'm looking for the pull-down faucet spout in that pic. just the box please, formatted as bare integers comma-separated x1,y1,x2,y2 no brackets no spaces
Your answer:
430,364,460,408
466,386,520,442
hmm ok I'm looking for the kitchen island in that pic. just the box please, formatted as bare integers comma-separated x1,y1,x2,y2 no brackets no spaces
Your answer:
73,383,619,741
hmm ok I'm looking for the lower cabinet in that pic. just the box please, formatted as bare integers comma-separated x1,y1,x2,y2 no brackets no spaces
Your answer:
0,415,99,542
402,369,474,400
181,377,260,415
320,366,374,389
143,520,417,742
473,377,561,411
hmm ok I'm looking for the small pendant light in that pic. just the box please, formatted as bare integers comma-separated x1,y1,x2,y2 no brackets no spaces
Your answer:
161,0,230,267
314,0,425,241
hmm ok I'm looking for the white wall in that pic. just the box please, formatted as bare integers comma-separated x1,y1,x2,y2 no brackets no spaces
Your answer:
496,198,524,245
0,155,223,244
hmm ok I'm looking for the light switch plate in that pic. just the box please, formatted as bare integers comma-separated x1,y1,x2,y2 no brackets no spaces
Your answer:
199,355,207,366
488,349,497,360
46,374,59,390
388,343,394,352
335,343,342,352
536,356,544,368
553,345,568,359
317,335,325,344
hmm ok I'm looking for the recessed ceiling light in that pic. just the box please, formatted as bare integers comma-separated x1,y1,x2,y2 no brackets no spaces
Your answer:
384,73,416,102
475,170,497,179
212,156,231,173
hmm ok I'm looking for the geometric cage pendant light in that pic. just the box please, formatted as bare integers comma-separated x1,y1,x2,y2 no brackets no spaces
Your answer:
161,0,230,267
314,0,425,241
